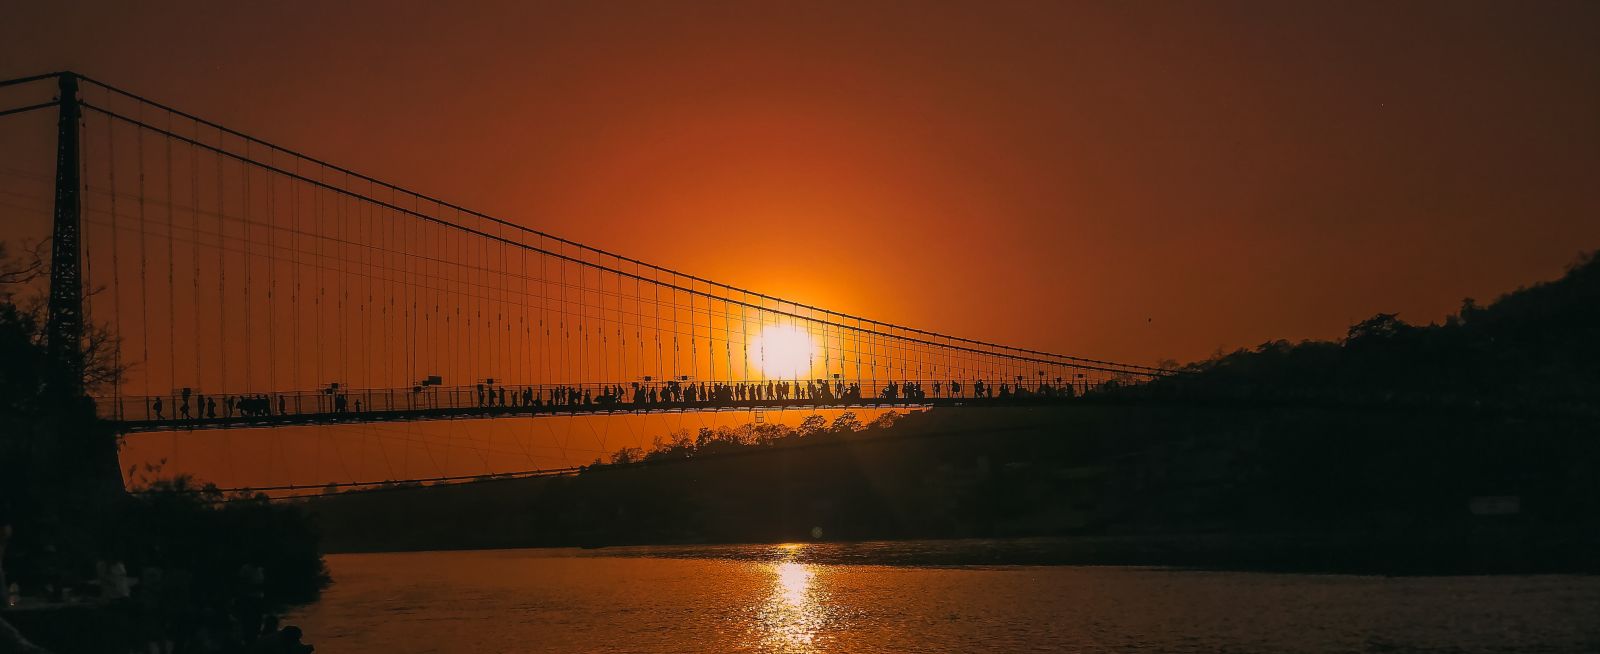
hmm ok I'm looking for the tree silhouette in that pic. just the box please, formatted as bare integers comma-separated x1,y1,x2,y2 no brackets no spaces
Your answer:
798,414,827,436
830,411,862,433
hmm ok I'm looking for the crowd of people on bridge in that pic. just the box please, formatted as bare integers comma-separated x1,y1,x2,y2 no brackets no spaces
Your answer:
507,378,866,409
137,377,1090,422
147,389,290,421
452,377,1079,410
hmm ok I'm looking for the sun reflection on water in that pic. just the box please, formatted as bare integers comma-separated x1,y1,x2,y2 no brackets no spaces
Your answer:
776,561,813,607
758,544,830,652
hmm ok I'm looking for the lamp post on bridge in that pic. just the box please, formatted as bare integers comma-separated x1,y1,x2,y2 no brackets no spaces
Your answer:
323,382,343,414
412,375,441,410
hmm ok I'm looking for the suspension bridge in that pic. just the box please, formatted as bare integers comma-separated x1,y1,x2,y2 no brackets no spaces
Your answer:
1,71,1170,443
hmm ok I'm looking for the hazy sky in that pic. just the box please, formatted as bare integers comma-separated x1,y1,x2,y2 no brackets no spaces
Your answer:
4,0,1598,365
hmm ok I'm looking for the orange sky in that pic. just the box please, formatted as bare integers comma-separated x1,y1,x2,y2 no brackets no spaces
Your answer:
3,0,1598,366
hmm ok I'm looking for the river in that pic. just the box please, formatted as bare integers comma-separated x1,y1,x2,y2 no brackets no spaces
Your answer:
287,541,1600,653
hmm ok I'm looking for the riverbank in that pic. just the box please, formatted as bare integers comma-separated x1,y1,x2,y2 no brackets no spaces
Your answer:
318,531,1600,576
0,486,328,654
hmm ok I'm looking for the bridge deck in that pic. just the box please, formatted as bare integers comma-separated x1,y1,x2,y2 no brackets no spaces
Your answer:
110,396,1083,433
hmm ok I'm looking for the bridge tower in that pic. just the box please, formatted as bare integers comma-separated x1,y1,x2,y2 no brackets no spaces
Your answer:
46,72,84,382
30,72,125,526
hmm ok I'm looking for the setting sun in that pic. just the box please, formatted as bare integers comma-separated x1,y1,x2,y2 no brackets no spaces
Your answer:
754,324,815,380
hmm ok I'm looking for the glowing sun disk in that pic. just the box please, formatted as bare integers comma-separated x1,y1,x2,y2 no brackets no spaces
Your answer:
756,324,813,379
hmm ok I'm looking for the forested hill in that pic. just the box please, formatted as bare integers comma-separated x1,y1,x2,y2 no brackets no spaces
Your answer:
1138,251,1599,408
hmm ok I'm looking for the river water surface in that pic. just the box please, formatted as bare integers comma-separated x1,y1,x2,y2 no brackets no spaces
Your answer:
287,541,1600,653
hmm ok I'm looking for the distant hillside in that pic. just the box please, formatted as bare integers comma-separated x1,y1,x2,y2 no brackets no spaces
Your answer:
1138,251,1599,408
306,400,1600,573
